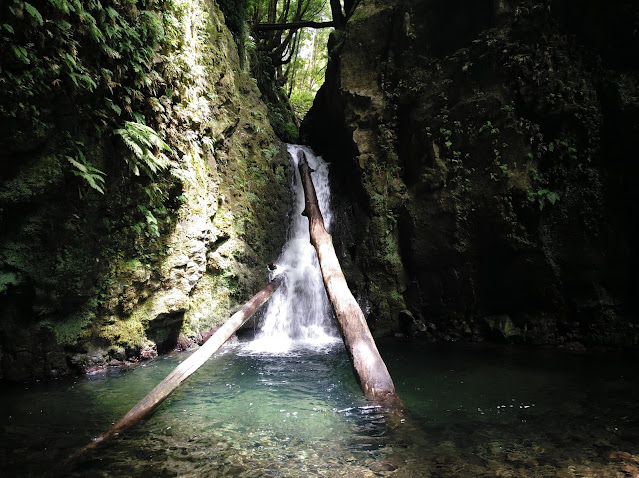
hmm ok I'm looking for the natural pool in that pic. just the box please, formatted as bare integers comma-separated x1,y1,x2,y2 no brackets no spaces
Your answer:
1,339,638,477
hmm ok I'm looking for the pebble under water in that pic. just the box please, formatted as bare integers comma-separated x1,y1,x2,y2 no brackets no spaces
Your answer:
1,339,638,477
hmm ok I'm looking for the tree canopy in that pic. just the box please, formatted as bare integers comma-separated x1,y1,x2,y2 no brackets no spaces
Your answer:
249,0,355,119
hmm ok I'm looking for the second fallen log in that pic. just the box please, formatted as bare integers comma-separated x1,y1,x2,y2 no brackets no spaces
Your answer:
297,150,399,404
66,274,284,462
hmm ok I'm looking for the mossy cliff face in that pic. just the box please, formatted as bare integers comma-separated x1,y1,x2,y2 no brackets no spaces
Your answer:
0,0,291,381
302,0,639,346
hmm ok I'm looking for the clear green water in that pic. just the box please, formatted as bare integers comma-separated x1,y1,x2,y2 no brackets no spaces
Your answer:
1,339,638,477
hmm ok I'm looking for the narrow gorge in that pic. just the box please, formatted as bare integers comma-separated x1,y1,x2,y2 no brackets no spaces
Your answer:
1,0,638,476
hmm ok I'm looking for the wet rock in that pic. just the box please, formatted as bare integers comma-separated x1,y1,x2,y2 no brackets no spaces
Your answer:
85,364,108,375
485,315,522,343
560,341,587,352
608,450,639,466
303,0,639,346
0,0,290,381
175,336,194,351
200,328,218,344
1,326,69,381
139,343,158,360
198,328,238,346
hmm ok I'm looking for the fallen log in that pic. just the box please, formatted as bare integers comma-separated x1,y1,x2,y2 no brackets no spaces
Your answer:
66,274,284,463
297,150,400,404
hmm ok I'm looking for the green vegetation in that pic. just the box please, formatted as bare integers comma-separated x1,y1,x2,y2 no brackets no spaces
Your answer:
66,148,106,194
0,0,294,380
285,27,331,119
114,121,175,179
0,0,178,188
244,0,346,133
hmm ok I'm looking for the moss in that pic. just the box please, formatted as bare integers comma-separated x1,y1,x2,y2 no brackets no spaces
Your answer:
485,315,521,341
39,310,94,346
0,272,20,294
98,316,148,350
0,0,292,380
0,155,64,204
181,270,242,338
251,49,299,142
348,1,390,24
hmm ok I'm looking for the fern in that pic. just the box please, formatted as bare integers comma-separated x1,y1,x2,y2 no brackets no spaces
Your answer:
24,2,44,26
66,152,106,194
105,98,121,115
48,0,71,14
114,121,174,178
12,45,30,65
106,7,119,20
138,205,160,238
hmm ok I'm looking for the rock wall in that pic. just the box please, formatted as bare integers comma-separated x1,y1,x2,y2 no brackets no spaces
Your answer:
302,0,639,346
0,0,291,380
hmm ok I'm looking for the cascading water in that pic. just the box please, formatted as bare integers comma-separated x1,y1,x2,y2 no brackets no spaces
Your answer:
248,145,339,353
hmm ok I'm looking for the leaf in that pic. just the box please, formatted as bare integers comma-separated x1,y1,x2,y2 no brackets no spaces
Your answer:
546,192,560,205
63,52,77,68
66,155,106,194
2,24,14,34
445,141,452,149
548,142,554,152
49,0,70,14
89,24,105,44
84,174,105,194
101,44,121,59
66,155,88,173
24,2,44,26
82,74,97,91
106,7,119,19
115,121,174,179
106,99,121,116
12,45,30,64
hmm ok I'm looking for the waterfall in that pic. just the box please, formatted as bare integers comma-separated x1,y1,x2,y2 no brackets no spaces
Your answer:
248,145,339,353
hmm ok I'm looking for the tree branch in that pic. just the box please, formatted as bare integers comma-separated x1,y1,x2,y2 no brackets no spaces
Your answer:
329,0,346,27
255,20,335,32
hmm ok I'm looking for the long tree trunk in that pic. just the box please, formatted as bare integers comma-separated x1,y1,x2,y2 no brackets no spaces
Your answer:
297,150,399,404
65,275,284,463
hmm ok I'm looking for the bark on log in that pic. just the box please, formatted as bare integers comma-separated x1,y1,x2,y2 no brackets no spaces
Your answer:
66,275,284,463
297,150,399,404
